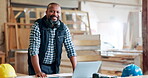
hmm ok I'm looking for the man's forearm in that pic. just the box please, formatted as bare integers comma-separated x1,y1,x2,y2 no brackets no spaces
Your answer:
70,56,77,71
31,55,41,73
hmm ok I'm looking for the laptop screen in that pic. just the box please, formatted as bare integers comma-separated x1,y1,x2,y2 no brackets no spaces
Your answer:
72,61,102,78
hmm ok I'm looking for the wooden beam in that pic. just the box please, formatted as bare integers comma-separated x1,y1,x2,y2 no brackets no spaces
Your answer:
77,55,101,62
5,23,32,26
4,23,8,58
86,12,91,35
62,10,87,13
15,24,19,49
73,40,100,46
12,7,24,11
79,0,142,7
15,11,22,18
10,7,16,23
142,0,148,74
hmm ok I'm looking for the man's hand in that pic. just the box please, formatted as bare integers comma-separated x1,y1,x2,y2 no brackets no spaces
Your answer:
31,55,47,77
36,71,47,77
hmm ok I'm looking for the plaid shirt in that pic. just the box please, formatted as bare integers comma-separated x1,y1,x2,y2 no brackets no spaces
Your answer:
29,22,76,64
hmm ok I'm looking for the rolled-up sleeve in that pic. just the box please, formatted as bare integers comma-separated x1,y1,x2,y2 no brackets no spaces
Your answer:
64,26,77,58
29,22,41,56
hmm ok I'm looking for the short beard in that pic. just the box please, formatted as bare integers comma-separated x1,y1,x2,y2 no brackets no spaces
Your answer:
48,15,59,25
48,15,59,21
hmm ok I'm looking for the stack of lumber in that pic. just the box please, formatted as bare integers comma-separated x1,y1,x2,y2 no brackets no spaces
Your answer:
60,35,101,73
100,49,143,76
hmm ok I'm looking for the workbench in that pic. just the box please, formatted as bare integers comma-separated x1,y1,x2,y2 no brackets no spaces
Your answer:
16,73,148,78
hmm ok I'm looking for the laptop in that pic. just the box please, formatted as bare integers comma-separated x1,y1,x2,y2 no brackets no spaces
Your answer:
47,61,102,78
72,61,102,78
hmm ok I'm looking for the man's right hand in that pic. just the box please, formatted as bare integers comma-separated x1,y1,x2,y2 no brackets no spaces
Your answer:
36,71,47,77
31,55,47,77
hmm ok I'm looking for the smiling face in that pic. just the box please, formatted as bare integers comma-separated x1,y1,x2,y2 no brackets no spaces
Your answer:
46,3,61,22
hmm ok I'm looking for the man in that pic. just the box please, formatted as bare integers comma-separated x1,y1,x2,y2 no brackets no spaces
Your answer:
28,3,77,77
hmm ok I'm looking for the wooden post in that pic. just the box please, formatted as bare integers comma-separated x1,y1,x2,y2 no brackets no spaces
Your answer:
4,23,8,58
15,24,19,49
87,12,91,35
142,0,148,74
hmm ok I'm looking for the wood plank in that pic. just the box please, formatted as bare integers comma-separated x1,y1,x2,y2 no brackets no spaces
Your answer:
18,28,30,49
15,11,22,18
12,7,25,11
114,54,137,59
15,24,19,49
73,40,100,46
101,55,135,64
70,30,86,35
87,12,91,34
6,23,32,26
76,50,100,55
62,10,88,13
142,0,148,73
4,23,9,58
73,35,100,40
77,55,101,62
101,70,122,76
102,59,134,64
9,26,17,49
10,7,16,23
60,51,101,73
25,9,30,24
101,61,125,76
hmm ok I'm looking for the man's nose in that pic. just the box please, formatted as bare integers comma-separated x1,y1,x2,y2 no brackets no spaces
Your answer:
53,12,57,16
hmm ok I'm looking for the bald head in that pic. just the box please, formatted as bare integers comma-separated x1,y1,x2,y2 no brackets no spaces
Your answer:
47,3,61,10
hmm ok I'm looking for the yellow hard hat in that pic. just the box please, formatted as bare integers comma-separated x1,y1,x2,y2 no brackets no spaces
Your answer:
0,64,17,78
